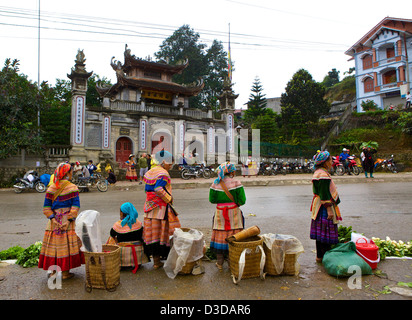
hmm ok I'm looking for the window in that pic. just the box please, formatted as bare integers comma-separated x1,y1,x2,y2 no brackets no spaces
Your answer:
362,55,372,70
363,77,374,93
383,70,396,84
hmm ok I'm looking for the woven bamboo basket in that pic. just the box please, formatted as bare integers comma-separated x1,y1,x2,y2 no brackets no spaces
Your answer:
228,235,265,284
263,242,299,276
83,244,121,292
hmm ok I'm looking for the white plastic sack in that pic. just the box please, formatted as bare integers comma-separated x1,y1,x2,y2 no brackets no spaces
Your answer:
75,210,102,252
351,232,370,244
261,233,304,275
164,228,205,279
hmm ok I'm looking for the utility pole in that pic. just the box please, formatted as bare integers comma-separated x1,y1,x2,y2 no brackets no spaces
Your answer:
37,0,41,131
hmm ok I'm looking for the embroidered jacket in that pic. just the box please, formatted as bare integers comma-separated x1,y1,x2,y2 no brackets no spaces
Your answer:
310,168,342,222
209,177,246,230
143,166,173,219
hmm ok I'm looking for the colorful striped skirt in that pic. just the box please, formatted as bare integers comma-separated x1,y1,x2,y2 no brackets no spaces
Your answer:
38,220,84,272
310,205,339,244
210,228,243,255
143,209,181,258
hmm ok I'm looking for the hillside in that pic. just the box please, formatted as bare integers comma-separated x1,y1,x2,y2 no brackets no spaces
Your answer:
327,111,412,171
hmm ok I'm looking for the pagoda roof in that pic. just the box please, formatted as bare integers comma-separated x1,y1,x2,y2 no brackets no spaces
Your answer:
96,44,203,98
96,75,204,97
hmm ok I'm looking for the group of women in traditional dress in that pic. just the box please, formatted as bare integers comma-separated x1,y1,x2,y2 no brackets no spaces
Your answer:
38,149,342,279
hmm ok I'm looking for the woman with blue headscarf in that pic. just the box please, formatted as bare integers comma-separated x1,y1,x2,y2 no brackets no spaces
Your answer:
107,202,149,272
209,162,246,270
310,151,342,263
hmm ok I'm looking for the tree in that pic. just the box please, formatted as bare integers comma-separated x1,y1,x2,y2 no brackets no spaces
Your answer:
155,25,229,109
251,109,281,143
280,69,330,141
322,68,340,89
0,59,43,158
243,77,268,124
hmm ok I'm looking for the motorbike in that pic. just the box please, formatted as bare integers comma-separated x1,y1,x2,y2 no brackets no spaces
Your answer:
302,160,315,173
14,170,47,194
375,155,398,173
271,160,287,175
258,162,272,175
337,155,360,176
180,164,211,179
73,172,108,192
331,156,343,175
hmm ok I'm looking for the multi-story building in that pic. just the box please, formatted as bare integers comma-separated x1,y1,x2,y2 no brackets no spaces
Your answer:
345,17,412,111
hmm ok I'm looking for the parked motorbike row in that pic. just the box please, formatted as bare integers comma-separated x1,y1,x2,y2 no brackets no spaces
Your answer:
374,155,398,173
178,164,215,180
14,170,108,193
257,160,315,176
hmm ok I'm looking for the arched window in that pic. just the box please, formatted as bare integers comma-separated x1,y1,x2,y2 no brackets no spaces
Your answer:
362,55,372,70
363,77,374,93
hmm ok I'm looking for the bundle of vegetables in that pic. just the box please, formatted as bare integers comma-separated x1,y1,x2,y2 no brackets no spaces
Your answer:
0,245,25,260
371,237,412,259
16,241,42,268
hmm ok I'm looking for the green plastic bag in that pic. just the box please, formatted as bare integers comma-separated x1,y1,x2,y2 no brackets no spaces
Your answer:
322,242,372,277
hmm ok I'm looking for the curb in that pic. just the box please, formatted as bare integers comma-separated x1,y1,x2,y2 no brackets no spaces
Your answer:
2,173,412,193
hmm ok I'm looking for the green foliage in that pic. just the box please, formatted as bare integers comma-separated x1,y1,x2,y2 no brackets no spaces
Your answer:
0,58,44,158
393,112,412,135
361,99,378,111
324,75,356,103
322,68,340,89
0,245,25,260
155,25,228,110
251,109,281,143
243,77,267,123
280,69,330,142
16,241,42,268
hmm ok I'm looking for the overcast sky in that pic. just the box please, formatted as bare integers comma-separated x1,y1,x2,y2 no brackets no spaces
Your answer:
0,0,408,108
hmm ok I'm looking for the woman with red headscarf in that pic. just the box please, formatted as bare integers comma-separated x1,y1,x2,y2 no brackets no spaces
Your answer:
38,163,84,280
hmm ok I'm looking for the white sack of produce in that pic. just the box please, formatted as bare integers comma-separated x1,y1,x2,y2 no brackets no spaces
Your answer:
75,210,102,253
262,233,304,275
164,228,205,279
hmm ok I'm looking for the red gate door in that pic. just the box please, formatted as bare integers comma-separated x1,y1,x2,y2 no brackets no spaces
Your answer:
116,137,132,168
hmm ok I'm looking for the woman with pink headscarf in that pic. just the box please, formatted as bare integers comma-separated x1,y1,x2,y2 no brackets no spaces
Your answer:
209,162,246,270
38,163,84,280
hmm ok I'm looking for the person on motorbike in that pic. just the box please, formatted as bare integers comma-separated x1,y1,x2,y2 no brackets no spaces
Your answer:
339,148,351,175
87,160,97,176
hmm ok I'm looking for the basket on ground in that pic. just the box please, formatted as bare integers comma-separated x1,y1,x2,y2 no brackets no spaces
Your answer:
228,235,265,284
83,244,120,292
261,233,304,276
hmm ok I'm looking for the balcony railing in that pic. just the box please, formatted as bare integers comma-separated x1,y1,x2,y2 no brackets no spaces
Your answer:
109,100,218,120
373,55,406,68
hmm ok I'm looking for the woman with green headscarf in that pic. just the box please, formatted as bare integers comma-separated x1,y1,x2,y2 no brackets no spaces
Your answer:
209,162,246,270
107,202,149,272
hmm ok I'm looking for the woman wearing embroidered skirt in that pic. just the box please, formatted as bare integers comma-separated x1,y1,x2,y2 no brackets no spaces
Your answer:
125,154,138,181
38,163,84,280
310,151,342,263
142,150,181,269
209,162,246,270
106,202,149,272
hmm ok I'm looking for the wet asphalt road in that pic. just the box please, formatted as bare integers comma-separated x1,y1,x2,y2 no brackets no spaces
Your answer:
0,178,411,302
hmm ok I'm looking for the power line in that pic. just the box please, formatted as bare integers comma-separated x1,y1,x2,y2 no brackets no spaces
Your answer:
0,6,350,52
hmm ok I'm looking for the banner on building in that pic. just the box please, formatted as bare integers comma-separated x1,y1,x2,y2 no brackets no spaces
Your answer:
140,119,147,150
103,116,111,149
179,123,185,152
74,96,84,145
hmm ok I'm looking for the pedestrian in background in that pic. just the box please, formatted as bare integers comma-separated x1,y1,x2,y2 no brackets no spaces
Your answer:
310,151,342,263
138,153,148,185
125,154,138,182
363,146,376,178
